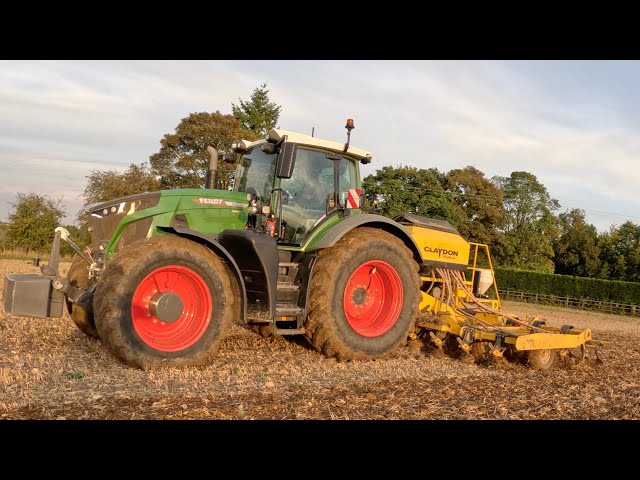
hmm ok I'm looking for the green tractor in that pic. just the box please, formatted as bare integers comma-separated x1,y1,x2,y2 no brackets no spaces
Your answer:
3,120,423,368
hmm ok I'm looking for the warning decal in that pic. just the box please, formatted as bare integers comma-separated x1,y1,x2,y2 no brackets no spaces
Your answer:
347,188,360,209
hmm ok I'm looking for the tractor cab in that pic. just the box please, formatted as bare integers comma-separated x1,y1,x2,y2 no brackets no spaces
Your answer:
230,121,372,246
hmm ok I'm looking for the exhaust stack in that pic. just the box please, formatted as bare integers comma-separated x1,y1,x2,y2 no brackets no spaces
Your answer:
205,146,219,189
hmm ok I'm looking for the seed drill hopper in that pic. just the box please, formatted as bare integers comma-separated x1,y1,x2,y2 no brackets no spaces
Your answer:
398,213,604,370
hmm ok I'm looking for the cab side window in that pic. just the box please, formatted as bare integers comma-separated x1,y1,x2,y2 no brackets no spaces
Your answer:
280,148,332,243
337,158,356,207
279,149,358,243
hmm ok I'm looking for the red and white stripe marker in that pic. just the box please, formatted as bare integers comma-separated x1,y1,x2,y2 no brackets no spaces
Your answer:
347,188,360,209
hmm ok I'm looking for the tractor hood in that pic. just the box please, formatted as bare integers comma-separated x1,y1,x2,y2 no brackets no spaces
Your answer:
84,189,250,215
85,191,163,217
86,189,250,256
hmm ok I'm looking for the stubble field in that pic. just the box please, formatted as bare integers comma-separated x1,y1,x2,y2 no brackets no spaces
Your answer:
0,259,638,420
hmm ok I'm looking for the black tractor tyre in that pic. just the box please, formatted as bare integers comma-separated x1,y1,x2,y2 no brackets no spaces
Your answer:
94,235,236,368
527,348,557,371
305,227,421,361
66,253,98,339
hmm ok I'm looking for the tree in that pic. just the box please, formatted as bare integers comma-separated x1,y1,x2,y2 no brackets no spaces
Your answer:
362,165,462,224
3,193,66,252
597,221,640,281
445,166,507,246
82,162,161,205
149,111,257,190
492,171,560,272
552,209,601,277
232,83,282,137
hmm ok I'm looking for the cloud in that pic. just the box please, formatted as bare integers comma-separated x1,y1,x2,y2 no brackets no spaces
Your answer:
1,60,639,232
0,60,260,222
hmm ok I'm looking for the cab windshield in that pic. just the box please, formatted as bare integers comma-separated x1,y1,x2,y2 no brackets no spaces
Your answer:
233,145,278,202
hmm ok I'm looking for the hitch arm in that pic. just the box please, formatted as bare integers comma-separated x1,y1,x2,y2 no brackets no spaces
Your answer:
42,227,93,276
56,227,93,264
41,229,62,276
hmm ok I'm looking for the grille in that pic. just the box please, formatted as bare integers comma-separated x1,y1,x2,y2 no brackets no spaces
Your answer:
86,193,160,252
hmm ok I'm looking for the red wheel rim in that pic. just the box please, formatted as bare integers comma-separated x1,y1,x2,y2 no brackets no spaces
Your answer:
131,265,212,352
343,260,404,337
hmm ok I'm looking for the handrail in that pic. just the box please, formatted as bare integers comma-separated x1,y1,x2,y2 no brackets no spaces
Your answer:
467,242,502,310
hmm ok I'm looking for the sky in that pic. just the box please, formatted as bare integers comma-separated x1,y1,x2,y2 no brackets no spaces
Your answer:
1,60,640,232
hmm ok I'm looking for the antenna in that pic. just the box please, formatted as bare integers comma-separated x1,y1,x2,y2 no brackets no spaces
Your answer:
311,127,315,137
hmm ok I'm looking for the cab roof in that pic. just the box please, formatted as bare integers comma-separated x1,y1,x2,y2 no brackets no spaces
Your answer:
239,129,373,162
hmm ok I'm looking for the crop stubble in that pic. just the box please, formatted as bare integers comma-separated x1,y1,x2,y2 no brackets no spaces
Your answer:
0,259,637,420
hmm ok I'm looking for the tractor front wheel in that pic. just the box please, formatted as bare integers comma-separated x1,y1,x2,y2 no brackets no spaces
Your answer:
94,235,236,368
305,227,421,360
66,253,98,339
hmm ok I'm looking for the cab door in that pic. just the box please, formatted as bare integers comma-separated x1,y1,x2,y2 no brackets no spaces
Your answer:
278,147,356,245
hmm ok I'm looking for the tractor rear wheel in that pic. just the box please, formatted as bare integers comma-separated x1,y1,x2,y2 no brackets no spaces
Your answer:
305,227,421,360
527,348,556,371
94,235,236,368
66,253,98,339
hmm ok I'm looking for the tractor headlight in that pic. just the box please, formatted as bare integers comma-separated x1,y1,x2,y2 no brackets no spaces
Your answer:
248,204,259,215
261,205,270,215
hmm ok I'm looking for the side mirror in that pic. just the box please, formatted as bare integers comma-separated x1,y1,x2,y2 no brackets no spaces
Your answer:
276,142,297,179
